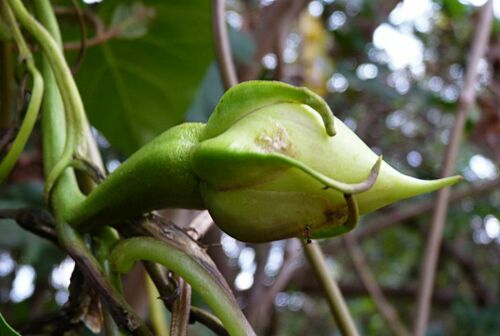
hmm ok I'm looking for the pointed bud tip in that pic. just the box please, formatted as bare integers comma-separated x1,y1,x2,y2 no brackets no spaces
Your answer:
441,174,463,186
420,174,463,193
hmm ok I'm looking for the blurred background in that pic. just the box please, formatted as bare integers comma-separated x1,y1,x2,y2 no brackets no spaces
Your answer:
1,0,499,334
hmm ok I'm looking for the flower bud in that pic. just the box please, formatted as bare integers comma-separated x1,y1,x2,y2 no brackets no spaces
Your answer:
69,81,461,243
192,83,460,242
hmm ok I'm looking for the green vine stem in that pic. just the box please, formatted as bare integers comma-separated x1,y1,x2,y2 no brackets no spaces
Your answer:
93,227,123,291
93,227,125,336
31,1,81,207
0,2,43,183
7,0,88,204
145,274,169,336
144,261,229,336
301,240,359,336
57,220,152,336
111,237,256,336
32,2,150,334
0,10,13,129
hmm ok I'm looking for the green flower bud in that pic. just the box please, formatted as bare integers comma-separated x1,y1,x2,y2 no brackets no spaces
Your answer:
68,81,461,243
192,82,461,242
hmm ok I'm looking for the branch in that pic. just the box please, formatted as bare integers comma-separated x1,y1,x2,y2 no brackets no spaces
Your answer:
0,1,44,183
30,1,150,334
272,20,286,81
243,243,271,327
247,239,302,330
19,268,90,335
301,240,359,336
413,2,495,335
61,224,152,335
212,0,238,89
343,235,411,336
291,278,457,306
0,207,57,244
111,232,256,336
55,5,152,51
0,209,150,334
142,213,223,334
186,210,214,240
126,217,234,336
239,0,310,81
169,275,191,336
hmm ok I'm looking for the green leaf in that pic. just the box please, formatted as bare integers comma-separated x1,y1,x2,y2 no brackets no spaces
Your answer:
110,2,155,39
0,313,21,336
186,29,255,122
75,0,214,154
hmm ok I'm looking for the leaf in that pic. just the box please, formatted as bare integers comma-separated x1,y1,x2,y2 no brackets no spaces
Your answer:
0,313,21,336
185,63,224,123
75,0,214,154
110,3,155,39
185,29,255,122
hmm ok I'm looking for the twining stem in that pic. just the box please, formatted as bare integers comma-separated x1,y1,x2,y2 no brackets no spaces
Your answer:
32,0,84,217
0,12,13,129
93,227,123,336
301,240,359,336
7,0,88,203
2,2,29,57
111,237,256,336
144,261,229,336
33,1,150,334
145,275,169,336
93,226,123,294
0,2,43,183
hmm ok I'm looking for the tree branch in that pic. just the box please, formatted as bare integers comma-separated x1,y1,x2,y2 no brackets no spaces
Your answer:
127,217,231,336
0,207,58,244
239,0,310,81
291,278,457,306
413,2,495,335
244,243,271,327
301,240,359,336
212,0,238,89
343,235,410,336
169,275,191,336
247,239,302,330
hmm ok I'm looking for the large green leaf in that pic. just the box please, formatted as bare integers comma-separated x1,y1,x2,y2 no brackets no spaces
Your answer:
186,29,256,122
75,1,214,154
